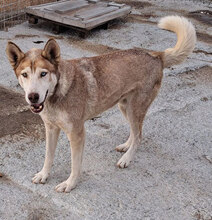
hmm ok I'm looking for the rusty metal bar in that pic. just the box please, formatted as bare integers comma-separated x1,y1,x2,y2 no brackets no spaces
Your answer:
0,0,58,30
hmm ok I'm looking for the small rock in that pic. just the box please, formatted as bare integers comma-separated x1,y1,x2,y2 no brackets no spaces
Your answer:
200,97,208,102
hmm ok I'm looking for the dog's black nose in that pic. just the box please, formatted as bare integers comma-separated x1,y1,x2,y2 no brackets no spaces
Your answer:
28,93,39,103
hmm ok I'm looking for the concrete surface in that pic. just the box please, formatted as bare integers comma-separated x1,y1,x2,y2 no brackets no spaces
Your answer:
0,0,212,219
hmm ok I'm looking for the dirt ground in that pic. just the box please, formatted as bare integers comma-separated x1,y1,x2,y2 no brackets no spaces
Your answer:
0,87,43,139
0,0,211,219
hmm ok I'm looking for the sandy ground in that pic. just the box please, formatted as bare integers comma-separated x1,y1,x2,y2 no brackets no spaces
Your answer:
0,0,212,219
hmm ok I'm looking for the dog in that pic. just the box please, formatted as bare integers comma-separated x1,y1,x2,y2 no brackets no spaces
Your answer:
6,16,196,193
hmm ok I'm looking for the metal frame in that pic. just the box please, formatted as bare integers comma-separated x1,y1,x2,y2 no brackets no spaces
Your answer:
0,0,58,30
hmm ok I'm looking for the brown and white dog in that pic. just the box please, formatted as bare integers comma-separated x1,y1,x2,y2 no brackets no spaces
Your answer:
6,16,196,192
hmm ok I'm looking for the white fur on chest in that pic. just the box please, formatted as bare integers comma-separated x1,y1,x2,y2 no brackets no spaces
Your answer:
41,107,73,133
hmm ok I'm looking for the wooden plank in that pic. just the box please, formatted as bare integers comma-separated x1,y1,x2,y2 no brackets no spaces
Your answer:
27,0,71,10
43,0,83,11
107,2,126,8
88,0,99,2
83,6,131,29
26,8,86,28
56,2,89,14
75,6,117,20
44,0,88,14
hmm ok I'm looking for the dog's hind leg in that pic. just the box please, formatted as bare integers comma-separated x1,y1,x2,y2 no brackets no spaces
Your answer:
32,123,60,184
116,102,132,152
55,124,85,193
117,81,161,168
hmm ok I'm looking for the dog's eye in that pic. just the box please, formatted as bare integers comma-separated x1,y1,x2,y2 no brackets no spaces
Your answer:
21,73,28,78
40,72,47,77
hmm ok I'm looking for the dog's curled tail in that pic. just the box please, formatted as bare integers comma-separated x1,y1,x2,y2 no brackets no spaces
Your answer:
158,16,196,68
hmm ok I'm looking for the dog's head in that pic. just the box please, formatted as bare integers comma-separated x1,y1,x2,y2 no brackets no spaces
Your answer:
6,39,60,114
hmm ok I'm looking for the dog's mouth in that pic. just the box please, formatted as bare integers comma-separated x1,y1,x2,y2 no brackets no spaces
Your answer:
30,103,44,114
30,90,48,114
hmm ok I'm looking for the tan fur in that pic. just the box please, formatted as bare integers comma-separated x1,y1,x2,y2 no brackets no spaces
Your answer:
6,16,196,193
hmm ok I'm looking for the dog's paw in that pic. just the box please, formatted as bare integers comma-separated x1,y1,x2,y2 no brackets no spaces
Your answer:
55,178,77,193
32,171,49,184
116,143,130,152
117,153,132,168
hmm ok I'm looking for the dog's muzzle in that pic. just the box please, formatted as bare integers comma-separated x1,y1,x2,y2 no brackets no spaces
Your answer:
30,90,48,114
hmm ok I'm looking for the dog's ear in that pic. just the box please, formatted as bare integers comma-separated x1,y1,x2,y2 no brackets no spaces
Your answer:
42,38,60,65
6,41,25,69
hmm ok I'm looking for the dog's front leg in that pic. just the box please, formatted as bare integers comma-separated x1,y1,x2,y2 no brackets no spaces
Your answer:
32,123,60,184
55,125,85,193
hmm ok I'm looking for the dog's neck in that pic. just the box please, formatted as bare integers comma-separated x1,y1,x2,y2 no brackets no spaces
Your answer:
48,60,75,104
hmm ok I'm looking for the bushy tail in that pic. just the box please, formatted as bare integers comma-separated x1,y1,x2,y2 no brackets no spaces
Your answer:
158,16,196,68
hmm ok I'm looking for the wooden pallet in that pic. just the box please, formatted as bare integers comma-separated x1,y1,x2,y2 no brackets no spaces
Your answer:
26,0,131,37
